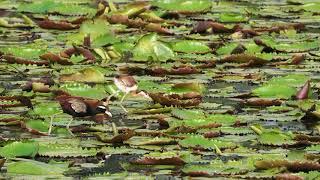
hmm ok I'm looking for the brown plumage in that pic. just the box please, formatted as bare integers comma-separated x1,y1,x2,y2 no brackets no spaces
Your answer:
56,95,112,117
115,75,137,88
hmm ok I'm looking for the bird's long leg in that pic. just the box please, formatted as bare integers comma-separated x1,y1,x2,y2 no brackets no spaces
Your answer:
48,115,54,135
120,92,129,113
106,90,120,104
47,113,63,136
66,118,74,136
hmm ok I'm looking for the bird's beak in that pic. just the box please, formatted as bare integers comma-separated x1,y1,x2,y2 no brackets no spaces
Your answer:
105,110,112,117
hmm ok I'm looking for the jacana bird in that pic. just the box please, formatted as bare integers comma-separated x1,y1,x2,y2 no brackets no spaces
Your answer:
55,95,112,135
107,74,138,113
58,97,112,117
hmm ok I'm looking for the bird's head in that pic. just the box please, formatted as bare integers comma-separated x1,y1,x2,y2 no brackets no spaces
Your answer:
96,101,112,117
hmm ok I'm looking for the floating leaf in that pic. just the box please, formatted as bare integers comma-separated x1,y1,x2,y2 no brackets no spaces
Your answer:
33,102,63,117
216,43,240,55
38,143,97,157
219,13,248,23
0,141,39,158
7,160,67,175
267,74,310,87
67,19,115,45
132,33,174,62
0,40,47,59
59,68,105,83
153,0,212,13
252,84,296,99
301,3,320,13
133,151,186,165
17,0,58,13
179,135,236,150
183,159,249,176
149,92,202,107
59,83,107,99
24,120,50,135
171,108,205,120
255,159,320,172
172,40,211,54
18,0,96,16
138,81,172,93
257,130,295,146
92,34,120,48
252,74,310,99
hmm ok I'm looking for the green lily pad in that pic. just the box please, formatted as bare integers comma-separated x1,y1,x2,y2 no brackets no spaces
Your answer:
252,84,296,99
183,159,249,176
132,33,175,62
267,74,310,87
138,80,172,93
60,83,107,100
171,108,205,120
301,3,320,13
219,13,248,23
258,130,295,146
38,143,97,157
172,40,211,54
17,0,58,13
216,43,240,55
0,141,39,158
206,114,238,125
7,160,66,175
153,0,212,13
179,135,236,150
18,0,96,16
92,34,120,48
33,102,63,117
67,19,116,45
25,120,50,134
59,68,105,83
252,74,310,99
0,40,47,59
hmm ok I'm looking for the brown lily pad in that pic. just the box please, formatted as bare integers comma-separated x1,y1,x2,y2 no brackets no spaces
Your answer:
133,156,185,166
2,54,49,66
243,98,283,106
0,96,33,108
40,52,73,65
96,128,135,143
220,54,269,67
38,18,80,30
149,92,202,107
255,160,320,172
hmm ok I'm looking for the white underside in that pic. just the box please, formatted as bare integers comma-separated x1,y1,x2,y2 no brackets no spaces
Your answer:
114,78,138,93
